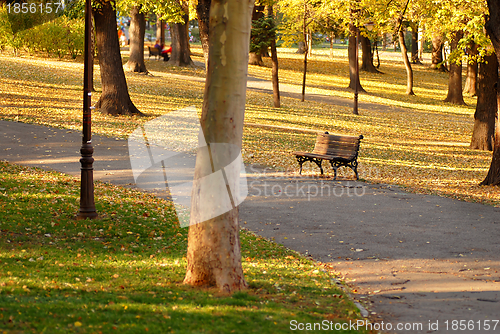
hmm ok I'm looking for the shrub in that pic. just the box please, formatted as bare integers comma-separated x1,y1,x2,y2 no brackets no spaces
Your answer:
0,7,84,59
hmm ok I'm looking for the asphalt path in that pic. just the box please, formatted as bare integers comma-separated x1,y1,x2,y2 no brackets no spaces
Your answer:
1,75,500,333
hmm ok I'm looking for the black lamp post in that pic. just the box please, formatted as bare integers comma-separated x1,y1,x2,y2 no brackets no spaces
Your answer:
77,0,98,220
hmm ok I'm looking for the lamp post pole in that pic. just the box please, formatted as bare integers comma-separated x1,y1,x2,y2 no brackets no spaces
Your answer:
77,0,98,220
353,26,359,115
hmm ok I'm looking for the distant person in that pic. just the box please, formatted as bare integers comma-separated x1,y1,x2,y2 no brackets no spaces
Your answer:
162,44,172,61
154,39,162,51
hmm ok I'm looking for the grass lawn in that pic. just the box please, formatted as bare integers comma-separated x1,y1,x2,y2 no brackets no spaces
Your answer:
0,44,498,331
0,45,497,205
0,162,368,333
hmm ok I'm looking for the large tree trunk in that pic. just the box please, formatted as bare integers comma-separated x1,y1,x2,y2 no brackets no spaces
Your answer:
124,6,147,73
183,0,254,292
463,41,478,96
170,2,193,67
248,52,263,66
431,34,448,71
471,53,498,151
360,34,379,73
480,0,500,186
443,30,465,105
398,26,415,95
410,22,421,64
196,0,211,69
268,5,280,108
93,0,142,116
348,23,364,92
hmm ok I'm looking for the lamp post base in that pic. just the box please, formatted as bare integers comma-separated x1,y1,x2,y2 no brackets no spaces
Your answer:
76,210,98,220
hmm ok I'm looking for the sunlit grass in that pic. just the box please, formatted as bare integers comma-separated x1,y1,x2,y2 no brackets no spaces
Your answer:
0,44,498,207
0,162,367,333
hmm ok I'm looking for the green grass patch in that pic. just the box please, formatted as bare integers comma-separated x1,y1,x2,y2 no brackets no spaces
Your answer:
0,46,498,206
0,162,369,333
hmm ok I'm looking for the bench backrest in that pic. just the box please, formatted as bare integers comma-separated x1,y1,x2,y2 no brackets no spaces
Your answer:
149,46,160,55
312,132,363,159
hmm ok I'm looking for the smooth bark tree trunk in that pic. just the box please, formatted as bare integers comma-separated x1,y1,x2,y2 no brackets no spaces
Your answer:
183,0,254,292
348,23,364,92
267,5,280,108
480,0,500,186
398,26,415,95
124,6,147,73
196,0,211,69
93,0,142,116
418,25,424,61
431,34,448,71
471,53,498,151
410,22,421,64
360,35,379,73
443,30,465,105
170,2,193,67
463,41,478,96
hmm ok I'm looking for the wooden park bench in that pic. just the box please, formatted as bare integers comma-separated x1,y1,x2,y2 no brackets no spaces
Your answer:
293,132,363,180
148,46,161,60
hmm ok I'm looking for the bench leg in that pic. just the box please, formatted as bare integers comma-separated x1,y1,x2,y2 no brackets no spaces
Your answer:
296,156,323,175
313,159,324,175
350,160,359,180
330,161,341,180
296,156,306,175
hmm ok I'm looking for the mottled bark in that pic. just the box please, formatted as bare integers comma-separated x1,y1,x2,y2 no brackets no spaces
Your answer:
184,0,254,292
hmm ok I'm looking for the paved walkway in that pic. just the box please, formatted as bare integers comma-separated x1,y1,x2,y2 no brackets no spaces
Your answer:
1,75,500,333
